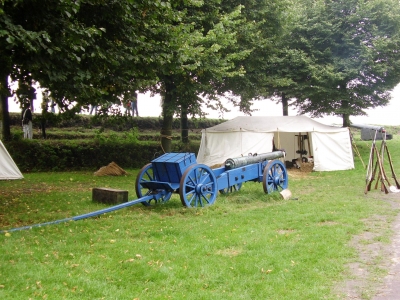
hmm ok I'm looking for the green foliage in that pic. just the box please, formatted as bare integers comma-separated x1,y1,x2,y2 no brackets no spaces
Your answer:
155,1,256,151
8,113,224,132
93,128,138,145
0,0,181,140
220,0,290,111
5,114,218,171
5,139,168,172
3,0,397,147
288,0,400,121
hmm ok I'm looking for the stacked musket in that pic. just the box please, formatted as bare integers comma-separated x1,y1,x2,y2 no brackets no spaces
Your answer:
365,130,400,194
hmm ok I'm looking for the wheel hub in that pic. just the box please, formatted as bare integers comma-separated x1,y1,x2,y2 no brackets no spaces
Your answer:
195,184,209,194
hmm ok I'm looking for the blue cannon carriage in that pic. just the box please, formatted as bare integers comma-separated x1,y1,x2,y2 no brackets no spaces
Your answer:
136,151,288,207
0,151,288,233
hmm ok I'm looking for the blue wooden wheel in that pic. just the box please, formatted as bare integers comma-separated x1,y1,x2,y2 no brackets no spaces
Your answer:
179,164,218,207
219,183,243,194
262,160,288,194
135,163,172,206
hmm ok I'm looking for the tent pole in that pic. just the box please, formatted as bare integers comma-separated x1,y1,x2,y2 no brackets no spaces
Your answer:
277,131,284,162
307,133,311,157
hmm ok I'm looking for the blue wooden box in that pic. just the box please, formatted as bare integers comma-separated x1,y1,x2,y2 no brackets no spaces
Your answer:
151,153,197,183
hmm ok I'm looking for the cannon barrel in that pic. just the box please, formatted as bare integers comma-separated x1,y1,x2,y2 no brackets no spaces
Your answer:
350,123,385,132
224,150,285,170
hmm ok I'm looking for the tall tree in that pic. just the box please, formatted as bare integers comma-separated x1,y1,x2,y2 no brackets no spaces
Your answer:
154,2,250,152
218,0,289,114
290,0,400,126
0,0,175,140
155,0,289,151
226,0,338,117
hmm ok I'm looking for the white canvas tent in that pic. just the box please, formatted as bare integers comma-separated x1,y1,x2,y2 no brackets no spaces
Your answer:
197,116,354,172
0,140,23,180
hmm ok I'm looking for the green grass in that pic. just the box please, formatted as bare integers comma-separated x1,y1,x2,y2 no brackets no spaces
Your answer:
1,135,400,299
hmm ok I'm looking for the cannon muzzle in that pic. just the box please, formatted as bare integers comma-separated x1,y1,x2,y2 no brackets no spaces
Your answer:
224,150,285,170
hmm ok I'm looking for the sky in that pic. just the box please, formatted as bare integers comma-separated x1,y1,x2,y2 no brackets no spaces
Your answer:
8,83,400,127
120,84,400,126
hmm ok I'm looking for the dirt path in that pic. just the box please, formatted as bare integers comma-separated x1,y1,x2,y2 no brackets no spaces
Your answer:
372,211,400,300
336,192,400,299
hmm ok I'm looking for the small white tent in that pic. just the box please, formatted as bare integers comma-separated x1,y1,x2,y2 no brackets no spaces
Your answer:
0,140,23,180
197,116,354,172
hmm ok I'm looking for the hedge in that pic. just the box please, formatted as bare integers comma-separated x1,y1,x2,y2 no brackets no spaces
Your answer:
5,139,200,172
9,113,224,131
5,114,222,172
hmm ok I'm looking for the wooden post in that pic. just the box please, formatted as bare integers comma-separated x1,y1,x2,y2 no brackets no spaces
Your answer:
280,189,292,200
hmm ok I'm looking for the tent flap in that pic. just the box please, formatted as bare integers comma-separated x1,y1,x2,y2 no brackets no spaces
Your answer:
197,131,274,166
312,132,354,171
0,140,23,180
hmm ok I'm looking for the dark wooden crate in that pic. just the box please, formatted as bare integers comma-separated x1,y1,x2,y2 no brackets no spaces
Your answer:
92,188,128,204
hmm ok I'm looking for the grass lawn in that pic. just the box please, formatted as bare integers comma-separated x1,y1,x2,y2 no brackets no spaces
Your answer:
1,134,400,299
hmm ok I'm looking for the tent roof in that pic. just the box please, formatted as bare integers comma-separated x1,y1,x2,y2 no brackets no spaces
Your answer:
203,116,346,133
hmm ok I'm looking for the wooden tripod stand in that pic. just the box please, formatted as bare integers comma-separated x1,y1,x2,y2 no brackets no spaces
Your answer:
365,131,400,194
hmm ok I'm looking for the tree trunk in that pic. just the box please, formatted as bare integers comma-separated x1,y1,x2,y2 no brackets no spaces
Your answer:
181,105,189,144
160,79,175,153
341,99,350,127
282,93,288,116
41,119,47,139
342,113,350,127
40,96,48,139
0,74,11,141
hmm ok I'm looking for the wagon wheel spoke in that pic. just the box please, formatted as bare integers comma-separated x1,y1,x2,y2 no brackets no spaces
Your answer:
263,160,288,194
180,164,218,207
135,163,172,206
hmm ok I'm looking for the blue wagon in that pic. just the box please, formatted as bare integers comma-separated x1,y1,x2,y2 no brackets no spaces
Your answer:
1,151,288,233
135,151,288,207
